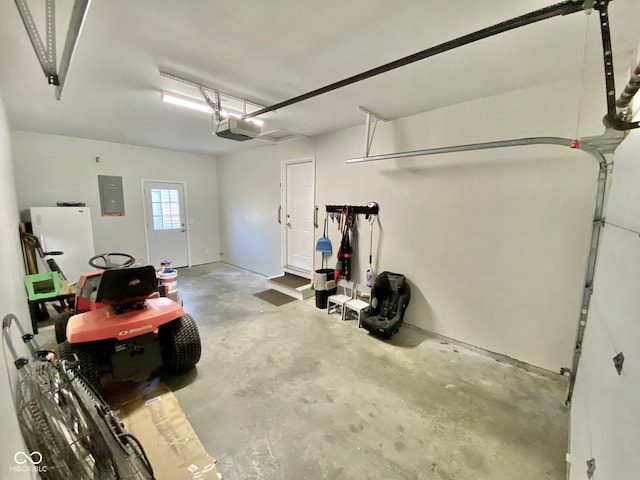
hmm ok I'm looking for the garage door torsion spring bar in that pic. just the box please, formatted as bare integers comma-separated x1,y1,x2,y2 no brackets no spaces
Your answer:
615,63,640,110
596,0,640,130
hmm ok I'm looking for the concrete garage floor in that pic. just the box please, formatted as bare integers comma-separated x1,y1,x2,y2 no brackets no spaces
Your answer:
168,263,568,480
38,262,569,479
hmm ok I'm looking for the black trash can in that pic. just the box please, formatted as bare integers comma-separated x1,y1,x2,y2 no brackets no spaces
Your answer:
314,268,335,309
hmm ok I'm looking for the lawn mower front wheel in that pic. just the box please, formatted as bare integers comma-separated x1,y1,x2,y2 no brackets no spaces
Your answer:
159,314,202,373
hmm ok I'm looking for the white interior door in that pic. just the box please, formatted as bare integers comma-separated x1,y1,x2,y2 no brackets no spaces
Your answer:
143,181,189,268
282,159,314,275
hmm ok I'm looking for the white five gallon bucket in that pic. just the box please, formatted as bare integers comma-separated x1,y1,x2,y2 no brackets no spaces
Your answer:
158,269,178,294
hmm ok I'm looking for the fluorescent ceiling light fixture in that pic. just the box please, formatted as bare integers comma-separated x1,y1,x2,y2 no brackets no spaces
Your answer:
161,92,211,113
160,92,264,126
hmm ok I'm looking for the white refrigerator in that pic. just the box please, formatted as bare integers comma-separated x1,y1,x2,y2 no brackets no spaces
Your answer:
27,207,96,284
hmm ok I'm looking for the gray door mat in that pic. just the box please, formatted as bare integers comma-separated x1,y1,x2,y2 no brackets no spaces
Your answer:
253,289,296,307
269,273,309,289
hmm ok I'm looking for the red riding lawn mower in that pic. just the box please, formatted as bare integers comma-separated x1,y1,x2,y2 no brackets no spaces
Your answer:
54,253,201,389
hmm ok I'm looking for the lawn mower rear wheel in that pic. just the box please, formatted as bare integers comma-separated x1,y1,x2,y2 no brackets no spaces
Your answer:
159,314,202,373
56,340,103,390
55,311,74,344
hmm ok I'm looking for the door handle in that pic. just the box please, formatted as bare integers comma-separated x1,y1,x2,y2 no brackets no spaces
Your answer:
314,205,318,228
278,205,282,224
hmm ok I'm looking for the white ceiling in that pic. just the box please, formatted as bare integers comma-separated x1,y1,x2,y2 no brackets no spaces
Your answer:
1,0,639,156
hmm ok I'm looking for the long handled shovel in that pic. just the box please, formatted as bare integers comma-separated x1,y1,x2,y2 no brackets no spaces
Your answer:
366,214,374,287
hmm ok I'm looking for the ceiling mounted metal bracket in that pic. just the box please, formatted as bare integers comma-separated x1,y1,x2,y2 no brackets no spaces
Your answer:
580,128,624,155
13,0,91,99
199,87,222,122
45,0,56,83
14,0,56,82
359,107,388,157
159,71,269,114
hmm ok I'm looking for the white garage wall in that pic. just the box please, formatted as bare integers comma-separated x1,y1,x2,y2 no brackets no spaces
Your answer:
569,58,640,478
0,94,35,477
217,138,316,275
11,132,220,268
217,74,612,371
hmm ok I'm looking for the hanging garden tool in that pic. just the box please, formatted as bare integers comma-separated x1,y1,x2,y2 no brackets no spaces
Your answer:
334,206,348,281
341,210,355,280
365,202,378,287
315,217,332,268
342,223,352,280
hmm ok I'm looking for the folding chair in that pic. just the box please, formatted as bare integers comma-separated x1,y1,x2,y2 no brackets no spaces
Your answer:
327,279,354,320
344,283,371,327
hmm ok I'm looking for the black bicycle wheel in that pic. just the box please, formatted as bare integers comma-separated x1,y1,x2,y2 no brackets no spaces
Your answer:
15,360,154,479
67,364,155,479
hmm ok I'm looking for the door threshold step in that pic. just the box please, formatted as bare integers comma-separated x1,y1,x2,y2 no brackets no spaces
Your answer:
268,272,314,300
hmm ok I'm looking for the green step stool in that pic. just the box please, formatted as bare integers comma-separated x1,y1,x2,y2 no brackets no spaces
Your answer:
24,272,62,301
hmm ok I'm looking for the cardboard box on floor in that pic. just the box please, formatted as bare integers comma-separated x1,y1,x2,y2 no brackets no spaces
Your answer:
102,377,222,480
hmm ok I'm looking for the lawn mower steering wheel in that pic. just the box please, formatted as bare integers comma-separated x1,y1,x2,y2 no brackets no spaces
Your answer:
89,253,136,269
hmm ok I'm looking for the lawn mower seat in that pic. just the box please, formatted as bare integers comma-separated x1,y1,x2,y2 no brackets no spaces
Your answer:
361,271,410,338
95,265,158,307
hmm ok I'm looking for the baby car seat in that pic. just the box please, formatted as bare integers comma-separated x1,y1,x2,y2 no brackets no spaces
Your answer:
361,271,410,338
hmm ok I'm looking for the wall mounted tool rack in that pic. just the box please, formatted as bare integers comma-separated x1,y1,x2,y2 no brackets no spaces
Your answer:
325,204,379,217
